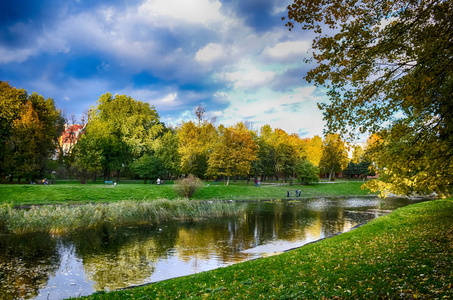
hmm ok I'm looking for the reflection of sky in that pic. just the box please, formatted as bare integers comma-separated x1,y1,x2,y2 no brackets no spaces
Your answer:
35,244,94,300
147,252,254,284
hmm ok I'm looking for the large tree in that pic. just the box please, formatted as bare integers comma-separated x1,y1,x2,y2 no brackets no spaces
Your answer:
178,121,217,178
207,122,258,185
285,0,453,196
319,134,348,181
83,93,163,180
0,83,64,181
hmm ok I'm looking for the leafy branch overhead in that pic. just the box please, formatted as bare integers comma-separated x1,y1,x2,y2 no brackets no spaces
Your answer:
285,0,453,196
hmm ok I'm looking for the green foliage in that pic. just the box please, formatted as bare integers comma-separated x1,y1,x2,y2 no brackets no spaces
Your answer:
130,154,164,183
154,130,180,178
82,93,163,179
296,160,319,185
174,174,203,198
365,123,451,197
285,0,453,196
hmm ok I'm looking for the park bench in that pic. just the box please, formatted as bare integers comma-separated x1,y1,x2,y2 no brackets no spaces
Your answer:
105,180,115,186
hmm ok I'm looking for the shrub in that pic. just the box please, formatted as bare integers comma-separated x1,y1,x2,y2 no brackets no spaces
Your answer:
174,174,202,198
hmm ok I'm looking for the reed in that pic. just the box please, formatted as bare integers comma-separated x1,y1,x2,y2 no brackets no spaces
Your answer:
0,200,243,235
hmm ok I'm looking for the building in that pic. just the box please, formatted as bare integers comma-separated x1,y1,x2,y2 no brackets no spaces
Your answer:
59,124,85,156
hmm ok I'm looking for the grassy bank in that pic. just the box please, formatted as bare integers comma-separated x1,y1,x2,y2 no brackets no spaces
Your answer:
0,181,373,206
0,200,244,235
76,199,453,299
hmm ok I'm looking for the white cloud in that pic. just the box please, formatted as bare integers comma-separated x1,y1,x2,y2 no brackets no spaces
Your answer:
217,62,277,89
0,46,35,63
263,40,310,59
138,0,226,26
195,43,224,63
159,92,178,104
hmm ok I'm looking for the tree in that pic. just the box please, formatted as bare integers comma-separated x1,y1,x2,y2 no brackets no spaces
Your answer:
319,134,348,181
194,104,205,126
305,135,322,166
207,122,258,185
296,160,319,185
3,91,64,181
285,0,453,195
252,125,277,181
154,130,181,179
0,82,28,177
178,121,217,179
83,93,163,180
72,133,102,183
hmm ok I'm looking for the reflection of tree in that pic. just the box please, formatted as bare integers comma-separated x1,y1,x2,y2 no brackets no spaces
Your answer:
0,233,59,299
174,202,325,265
68,226,178,291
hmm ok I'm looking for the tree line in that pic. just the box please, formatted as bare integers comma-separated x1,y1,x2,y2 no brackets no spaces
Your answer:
0,82,374,185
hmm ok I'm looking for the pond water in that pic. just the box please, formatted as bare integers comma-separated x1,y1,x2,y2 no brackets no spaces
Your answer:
0,197,428,299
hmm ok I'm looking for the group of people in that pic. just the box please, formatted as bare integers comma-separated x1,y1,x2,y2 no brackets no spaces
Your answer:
287,189,301,197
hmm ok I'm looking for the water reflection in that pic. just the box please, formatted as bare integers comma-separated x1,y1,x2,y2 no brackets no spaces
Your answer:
0,197,428,299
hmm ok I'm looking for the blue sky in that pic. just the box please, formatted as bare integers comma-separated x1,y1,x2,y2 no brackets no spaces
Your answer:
0,0,328,137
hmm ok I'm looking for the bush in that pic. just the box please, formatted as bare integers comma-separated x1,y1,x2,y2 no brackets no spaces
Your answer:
296,160,320,185
174,174,202,198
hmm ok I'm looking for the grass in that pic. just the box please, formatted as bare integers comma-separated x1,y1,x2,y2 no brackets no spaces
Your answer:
0,200,244,235
74,198,453,299
0,180,373,206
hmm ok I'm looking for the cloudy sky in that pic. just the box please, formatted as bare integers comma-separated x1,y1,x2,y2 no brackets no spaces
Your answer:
1,0,328,137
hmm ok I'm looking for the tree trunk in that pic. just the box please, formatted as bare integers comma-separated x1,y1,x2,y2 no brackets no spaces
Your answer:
329,166,335,181
226,175,230,186
93,172,97,183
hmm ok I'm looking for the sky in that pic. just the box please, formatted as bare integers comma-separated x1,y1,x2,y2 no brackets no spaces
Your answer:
0,0,329,138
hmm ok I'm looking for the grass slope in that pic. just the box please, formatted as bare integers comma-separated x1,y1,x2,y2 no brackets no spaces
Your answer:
0,181,372,205
77,199,453,299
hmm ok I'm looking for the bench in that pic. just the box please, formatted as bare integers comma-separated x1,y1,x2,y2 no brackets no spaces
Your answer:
105,180,115,186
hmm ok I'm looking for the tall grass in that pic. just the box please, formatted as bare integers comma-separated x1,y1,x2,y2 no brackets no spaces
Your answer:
0,200,243,235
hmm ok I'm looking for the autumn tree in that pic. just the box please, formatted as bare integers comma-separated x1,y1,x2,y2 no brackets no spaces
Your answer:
0,81,28,178
1,87,65,181
178,121,217,179
319,134,348,181
207,122,258,185
306,135,322,166
285,0,453,195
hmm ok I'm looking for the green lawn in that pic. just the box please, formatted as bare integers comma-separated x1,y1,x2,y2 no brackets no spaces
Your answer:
0,180,373,205
76,198,453,299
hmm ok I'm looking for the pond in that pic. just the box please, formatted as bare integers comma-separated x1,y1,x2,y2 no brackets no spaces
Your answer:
0,197,428,299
